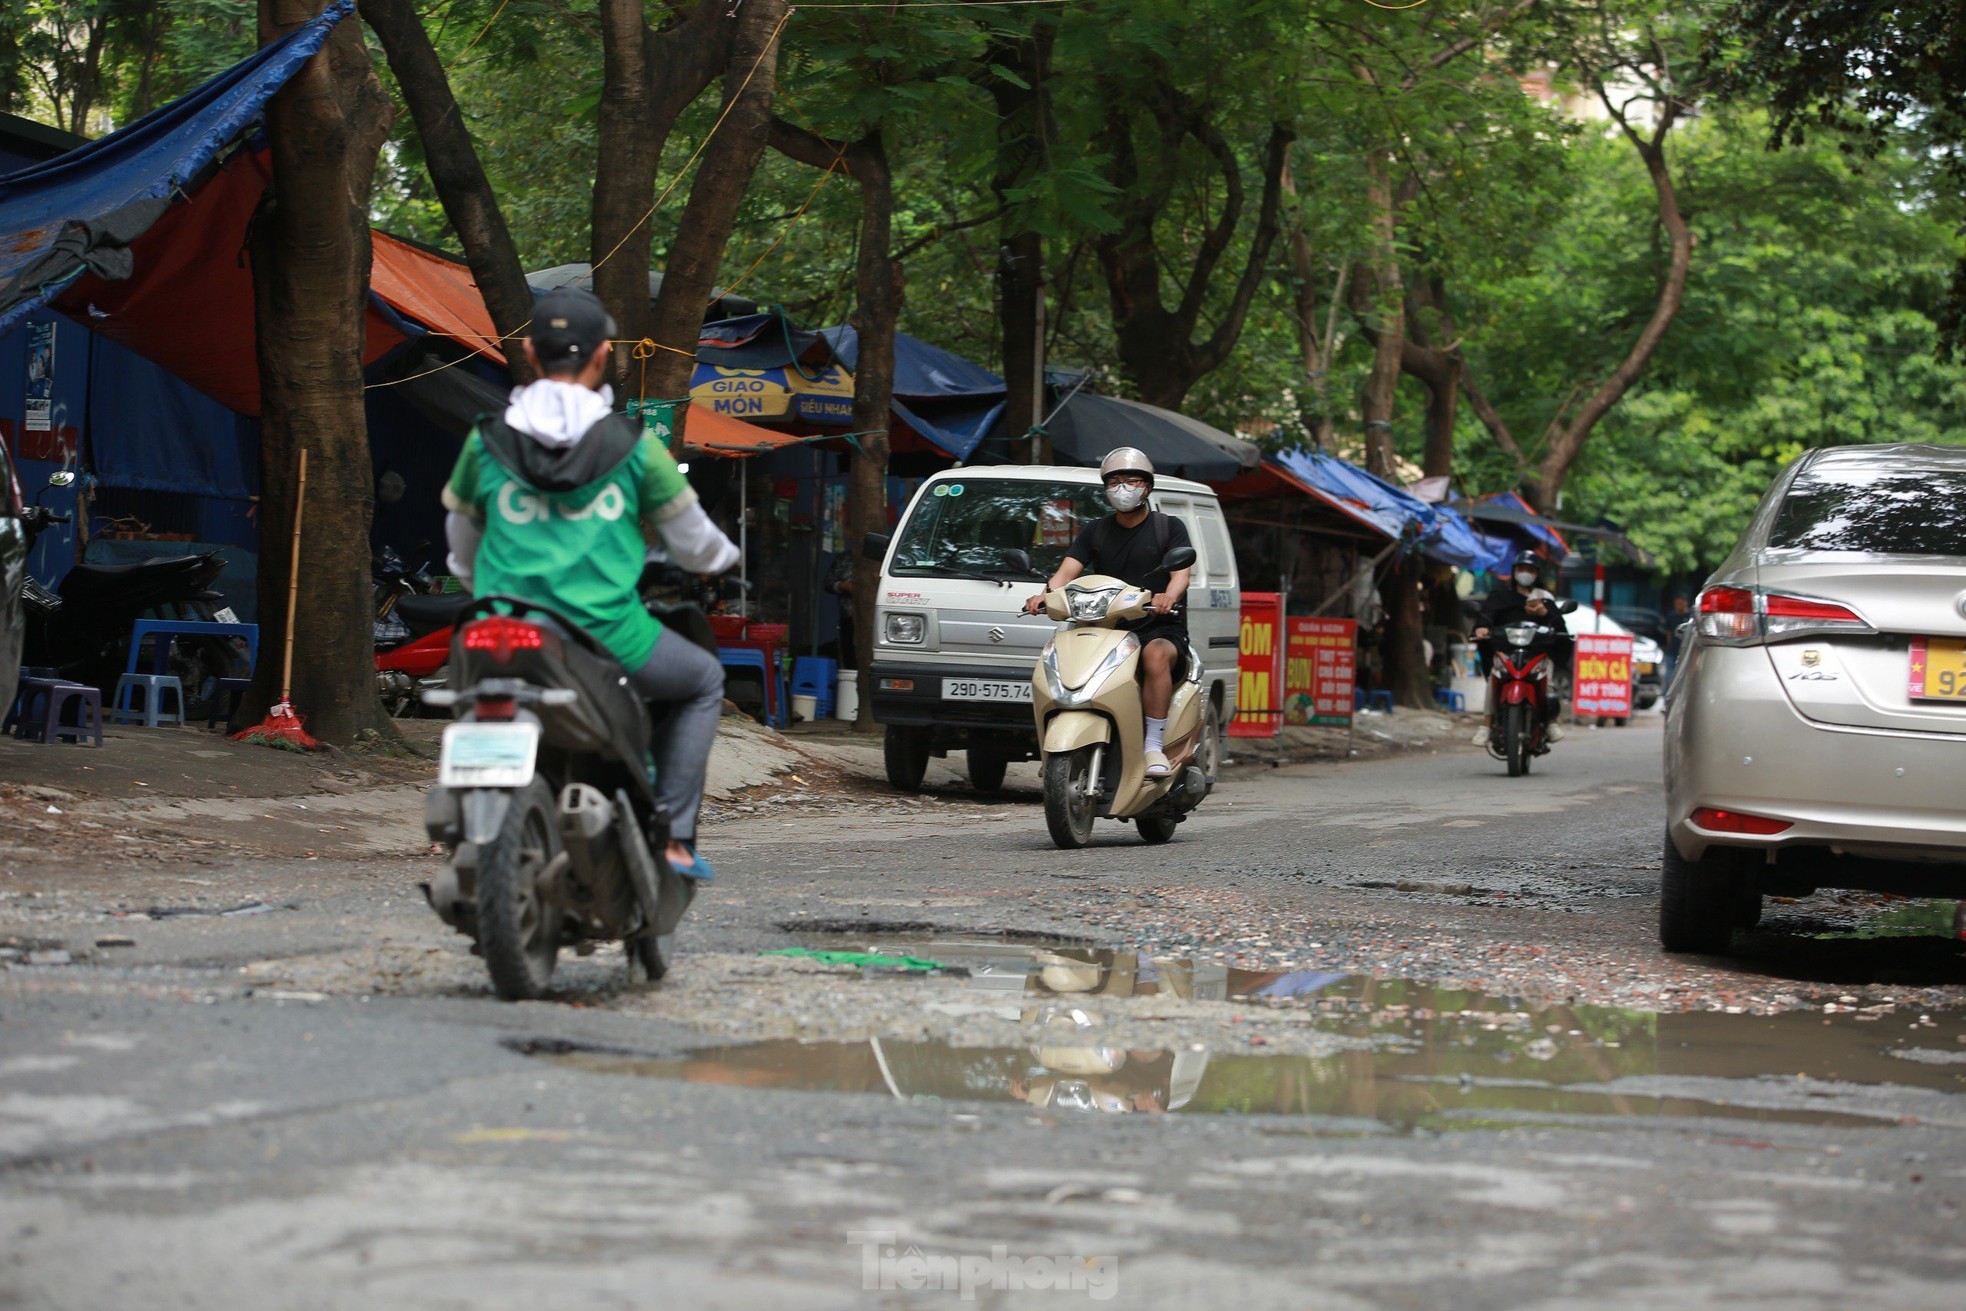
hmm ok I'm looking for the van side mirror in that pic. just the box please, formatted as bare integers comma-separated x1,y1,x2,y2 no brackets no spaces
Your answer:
861,532,891,563
1161,545,1197,573
1002,548,1034,576
1556,598,1579,614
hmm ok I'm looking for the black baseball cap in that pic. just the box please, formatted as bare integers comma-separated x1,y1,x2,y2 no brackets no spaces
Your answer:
529,288,616,368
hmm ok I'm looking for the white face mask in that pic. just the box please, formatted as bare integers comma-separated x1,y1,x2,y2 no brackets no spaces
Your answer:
1514,570,1538,587
1106,482,1147,512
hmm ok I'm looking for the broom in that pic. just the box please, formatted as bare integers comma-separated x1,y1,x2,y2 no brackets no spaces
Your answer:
233,448,321,751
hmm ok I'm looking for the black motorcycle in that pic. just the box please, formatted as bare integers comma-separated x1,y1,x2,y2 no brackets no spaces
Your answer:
419,595,708,999
21,496,245,719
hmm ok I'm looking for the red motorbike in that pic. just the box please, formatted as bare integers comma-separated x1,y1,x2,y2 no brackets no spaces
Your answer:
1484,600,1577,777
376,593,469,716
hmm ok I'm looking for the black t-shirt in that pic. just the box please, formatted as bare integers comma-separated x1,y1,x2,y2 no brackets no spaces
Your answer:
1065,511,1194,633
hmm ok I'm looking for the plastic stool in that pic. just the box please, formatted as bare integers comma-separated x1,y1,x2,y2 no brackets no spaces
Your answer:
6,678,103,746
111,673,186,728
1364,689,1395,714
718,648,775,727
1433,687,1466,713
790,656,837,720
208,677,250,733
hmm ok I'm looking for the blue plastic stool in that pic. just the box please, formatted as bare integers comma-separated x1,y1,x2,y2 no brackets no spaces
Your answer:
1364,689,1395,714
6,678,104,746
1434,687,1466,713
111,673,186,728
790,656,837,720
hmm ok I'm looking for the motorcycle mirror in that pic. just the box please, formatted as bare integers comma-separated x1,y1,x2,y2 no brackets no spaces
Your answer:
376,471,407,505
1002,547,1034,576
46,471,75,489
1160,545,1197,573
1556,598,1580,614
861,531,892,563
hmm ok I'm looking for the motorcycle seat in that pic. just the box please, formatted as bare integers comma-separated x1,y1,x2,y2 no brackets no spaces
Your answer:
394,592,471,633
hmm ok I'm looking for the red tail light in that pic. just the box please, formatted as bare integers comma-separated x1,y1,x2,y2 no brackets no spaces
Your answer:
474,696,518,722
1763,594,1864,623
1690,807,1792,836
462,617,545,663
1696,586,1871,645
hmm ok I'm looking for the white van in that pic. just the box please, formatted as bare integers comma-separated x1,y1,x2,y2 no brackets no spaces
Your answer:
865,466,1241,792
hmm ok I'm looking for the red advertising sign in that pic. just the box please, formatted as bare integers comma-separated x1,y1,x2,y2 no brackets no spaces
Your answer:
1284,617,1357,727
1572,633,1634,718
1230,592,1284,738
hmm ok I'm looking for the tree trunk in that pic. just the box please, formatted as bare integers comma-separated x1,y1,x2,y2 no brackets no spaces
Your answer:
1402,275,1461,480
980,21,1055,461
1282,163,1344,447
590,1,733,393
637,0,788,412
767,117,898,733
67,16,110,134
360,0,534,374
1357,152,1404,479
245,0,394,744
1527,109,1692,507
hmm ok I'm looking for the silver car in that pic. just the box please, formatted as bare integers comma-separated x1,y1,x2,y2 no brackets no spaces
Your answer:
1663,443,1966,953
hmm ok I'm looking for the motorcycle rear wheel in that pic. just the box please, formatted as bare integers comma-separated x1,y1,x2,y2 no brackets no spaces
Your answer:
476,778,564,1000
1042,747,1096,849
1504,703,1531,777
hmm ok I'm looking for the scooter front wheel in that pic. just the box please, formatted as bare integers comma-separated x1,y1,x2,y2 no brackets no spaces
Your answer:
1042,747,1097,849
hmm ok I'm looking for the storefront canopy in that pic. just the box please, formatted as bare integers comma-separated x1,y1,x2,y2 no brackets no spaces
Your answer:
1270,448,1516,574
820,324,1007,461
1042,390,1261,484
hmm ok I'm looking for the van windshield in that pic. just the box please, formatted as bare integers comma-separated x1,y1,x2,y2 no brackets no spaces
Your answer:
891,479,1111,579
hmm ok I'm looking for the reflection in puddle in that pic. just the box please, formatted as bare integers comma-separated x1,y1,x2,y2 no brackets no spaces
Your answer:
526,974,1966,1129
1806,898,1961,940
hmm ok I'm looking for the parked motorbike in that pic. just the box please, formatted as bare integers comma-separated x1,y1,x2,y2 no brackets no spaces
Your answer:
21,480,244,718
375,590,469,716
419,596,704,999
1025,545,1215,848
1484,598,1578,777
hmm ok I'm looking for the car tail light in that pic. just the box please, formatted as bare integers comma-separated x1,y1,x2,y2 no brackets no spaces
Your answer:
462,617,545,663
1695,586,1872,645
1690,806,1792,836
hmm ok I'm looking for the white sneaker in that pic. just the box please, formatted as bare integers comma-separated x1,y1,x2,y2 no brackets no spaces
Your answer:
1144,750,1171,778
1471,725,1490,747
1546,722,1567,742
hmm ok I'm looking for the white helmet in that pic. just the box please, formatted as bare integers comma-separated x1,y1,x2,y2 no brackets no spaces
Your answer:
1098,447,1155,487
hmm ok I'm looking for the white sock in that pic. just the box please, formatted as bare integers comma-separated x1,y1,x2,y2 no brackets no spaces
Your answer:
1145,716,1166,754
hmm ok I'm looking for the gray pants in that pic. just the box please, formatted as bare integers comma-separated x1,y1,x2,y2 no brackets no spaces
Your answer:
628,627,725,844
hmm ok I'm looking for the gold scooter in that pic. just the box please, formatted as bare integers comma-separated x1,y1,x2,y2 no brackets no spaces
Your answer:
1028,545,1213,848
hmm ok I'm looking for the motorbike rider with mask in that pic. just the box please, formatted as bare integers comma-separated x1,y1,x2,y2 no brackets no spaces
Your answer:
1470,550,1570,748
1022,448,1194,779
442,288,740,879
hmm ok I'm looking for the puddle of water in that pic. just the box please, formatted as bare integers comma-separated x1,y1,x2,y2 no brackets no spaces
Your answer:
519,980,1966,1129
1806,898,1960,940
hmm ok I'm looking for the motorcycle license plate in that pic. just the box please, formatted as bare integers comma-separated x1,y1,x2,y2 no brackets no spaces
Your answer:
942,678,1032,703
439,722,540,788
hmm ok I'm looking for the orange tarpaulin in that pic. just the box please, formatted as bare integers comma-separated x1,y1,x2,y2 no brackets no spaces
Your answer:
370,229,507,365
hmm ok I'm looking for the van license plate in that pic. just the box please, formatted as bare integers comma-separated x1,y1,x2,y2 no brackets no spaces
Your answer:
439,721,540,787
1910,637,1966,700
942,679,1032,703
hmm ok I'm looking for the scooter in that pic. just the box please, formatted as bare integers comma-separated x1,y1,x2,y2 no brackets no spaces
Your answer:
374,591,470,717
1027,545,1214,848
1485,599,1577,778
419,596,705,1000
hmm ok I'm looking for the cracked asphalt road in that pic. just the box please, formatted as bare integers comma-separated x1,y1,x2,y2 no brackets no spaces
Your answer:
4,717,1965,1309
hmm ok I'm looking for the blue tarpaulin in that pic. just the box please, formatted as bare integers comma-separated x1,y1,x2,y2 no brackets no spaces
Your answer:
1270,448,1514,574
0,0,354,339
820,325,1006,461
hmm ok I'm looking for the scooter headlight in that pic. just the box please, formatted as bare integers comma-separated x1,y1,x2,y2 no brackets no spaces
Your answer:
1042,633,1141,706
1504,622,1537,648
1065,585,1123,622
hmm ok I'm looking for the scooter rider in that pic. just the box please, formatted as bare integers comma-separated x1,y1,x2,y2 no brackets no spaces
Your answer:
442,288,740,879
1023,448,1194,779
1471,550,1570,747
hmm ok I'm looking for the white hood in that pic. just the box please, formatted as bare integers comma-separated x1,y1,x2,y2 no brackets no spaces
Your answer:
503,379,616,449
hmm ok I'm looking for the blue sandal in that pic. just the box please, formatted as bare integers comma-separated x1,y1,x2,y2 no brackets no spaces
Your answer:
670,846,716,883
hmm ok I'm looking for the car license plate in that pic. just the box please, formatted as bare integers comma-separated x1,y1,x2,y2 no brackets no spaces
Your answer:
942,678,1032,703
439,721,540,787
1909,637,1966,700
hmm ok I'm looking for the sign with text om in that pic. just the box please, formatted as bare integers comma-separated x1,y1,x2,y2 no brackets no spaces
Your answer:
1231,593,1284,738
1284,617,1357,728
1572,633,1634,718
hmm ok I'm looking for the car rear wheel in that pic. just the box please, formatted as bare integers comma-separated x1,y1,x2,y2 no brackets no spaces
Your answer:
1660,829,1749,955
